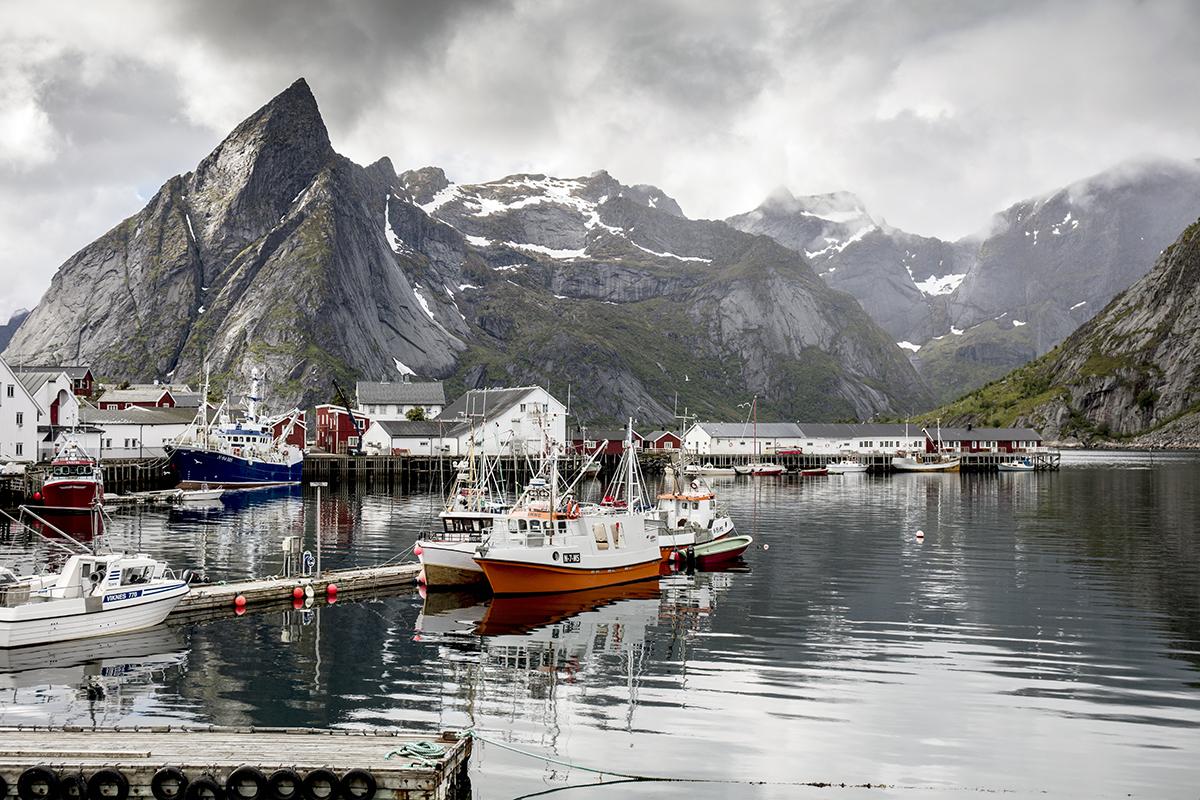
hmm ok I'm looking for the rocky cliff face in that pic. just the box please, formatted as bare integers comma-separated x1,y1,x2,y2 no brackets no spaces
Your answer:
731,159,1200,405
933,218,1200,441
5,79,930,423
0,309,28,352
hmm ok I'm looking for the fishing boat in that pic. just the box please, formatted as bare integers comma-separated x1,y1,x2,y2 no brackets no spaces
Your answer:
417,446,516,588
891,454,961,472
473,421,660,595
37,437,103,512
167,371,304,489
0,553,190,648
797,467,828,477
651,463,735,559
179,486,224,502
998,458,1035,472
826,459,868,474
685,462,736,477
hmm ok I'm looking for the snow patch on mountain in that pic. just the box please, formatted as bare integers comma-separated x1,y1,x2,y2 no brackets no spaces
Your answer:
914,273,966,296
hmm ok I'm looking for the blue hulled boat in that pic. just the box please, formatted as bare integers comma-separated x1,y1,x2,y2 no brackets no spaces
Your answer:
167,371,304,490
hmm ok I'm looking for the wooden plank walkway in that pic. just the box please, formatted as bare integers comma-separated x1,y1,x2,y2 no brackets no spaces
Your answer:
0,727,470,800
174,563,422,619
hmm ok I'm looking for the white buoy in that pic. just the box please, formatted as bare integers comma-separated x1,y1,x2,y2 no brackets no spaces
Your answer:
762,543,770,551
915,529,925,541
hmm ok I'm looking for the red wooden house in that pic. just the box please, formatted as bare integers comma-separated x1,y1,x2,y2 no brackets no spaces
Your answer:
569,427,644,455
643,430,683,451
98,387,176,410
315,404,370,454
925,426,1043,454
268,409,307,450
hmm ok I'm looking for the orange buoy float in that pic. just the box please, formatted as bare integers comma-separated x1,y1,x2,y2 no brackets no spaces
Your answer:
292,586,304,600
234,594,247,608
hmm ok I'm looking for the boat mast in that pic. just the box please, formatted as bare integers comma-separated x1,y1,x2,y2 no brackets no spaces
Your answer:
626,416,635,507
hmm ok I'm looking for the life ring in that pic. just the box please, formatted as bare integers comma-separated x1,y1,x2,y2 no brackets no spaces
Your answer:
87,769,129,800
337,771,376,800
267,771,302,800
690,480,699,490
18,766,59,800
183,775,222,800
225,767,268,800
151,768,189,800
301,770,340,800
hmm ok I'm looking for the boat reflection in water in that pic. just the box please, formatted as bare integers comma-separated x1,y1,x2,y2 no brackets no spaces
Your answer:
0,626,188,725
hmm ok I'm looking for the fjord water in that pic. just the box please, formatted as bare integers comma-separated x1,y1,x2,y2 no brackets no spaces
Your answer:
1,451,1198,798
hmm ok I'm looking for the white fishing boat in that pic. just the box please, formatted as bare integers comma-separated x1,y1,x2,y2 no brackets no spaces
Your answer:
826,459,868,474
685,462,737,477
473,420,660,595
179,486,224,502
0,553,190,648
998,458,1035,472
733,462,786,476
651,454,735,558
891,454,961,472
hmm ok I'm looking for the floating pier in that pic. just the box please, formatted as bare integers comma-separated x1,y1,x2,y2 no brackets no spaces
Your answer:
173,563,422,620
0,727,471,800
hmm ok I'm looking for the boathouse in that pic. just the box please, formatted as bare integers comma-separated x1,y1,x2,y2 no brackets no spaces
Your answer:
643,430,682,451
314,405,372,454
794,423,927,455
928,426,1044,454
0,356,42,463
683,422,807,455
355,379,446,420
570,427,645,455
361,418,468,456
79,405,196,459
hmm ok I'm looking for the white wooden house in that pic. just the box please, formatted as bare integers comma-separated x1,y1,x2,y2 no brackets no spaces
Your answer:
0,356,41,463
355,380,446,420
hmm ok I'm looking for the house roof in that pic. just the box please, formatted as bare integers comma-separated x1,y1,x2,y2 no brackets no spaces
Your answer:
79,405,197,425
13,369,64,394
97,387,175,404
372,419,470,438
356,380,446,406
14,365,91,380
795,423,925,438
441,387,554,422
643,430,680,442
932,427,1043,442
569,427,644,442
693,422,802,438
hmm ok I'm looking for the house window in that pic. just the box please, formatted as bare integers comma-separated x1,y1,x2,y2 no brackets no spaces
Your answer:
663,442,673,449
5,385,12,398
348,437,359,447
14,443,22,456
519,403,526,412
104,438,112,448
15,412,23,427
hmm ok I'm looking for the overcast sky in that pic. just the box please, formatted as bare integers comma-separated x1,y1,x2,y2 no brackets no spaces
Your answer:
2,0,1199,320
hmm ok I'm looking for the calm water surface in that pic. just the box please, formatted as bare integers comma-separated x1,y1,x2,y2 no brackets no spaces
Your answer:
1,451,1198,798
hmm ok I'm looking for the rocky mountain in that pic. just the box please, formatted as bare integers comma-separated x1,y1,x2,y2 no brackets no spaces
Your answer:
731,158,1200,404
0,309,29,352
4,79,931,424
932,217,1200,443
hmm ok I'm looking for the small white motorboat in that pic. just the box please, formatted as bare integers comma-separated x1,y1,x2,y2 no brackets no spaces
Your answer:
179,486,225,502
998,458,1035,472
0,553,190,648
733,462,785,476
686,462,737,477
891,455,961,473
827,460,868,474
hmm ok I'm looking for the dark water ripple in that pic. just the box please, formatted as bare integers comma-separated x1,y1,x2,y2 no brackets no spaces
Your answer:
0,451,1198,797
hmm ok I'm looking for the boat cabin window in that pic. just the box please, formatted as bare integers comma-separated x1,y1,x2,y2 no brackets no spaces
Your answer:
558,520,567,531
530,519,542,531
123,566,152,585
518,519,528,532
508,519,519,533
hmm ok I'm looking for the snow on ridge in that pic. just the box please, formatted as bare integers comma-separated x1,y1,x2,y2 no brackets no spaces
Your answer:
505,242,586,260
393,358,415,377
384,196,411,254
1011,319,1026,327
458,283,480,291
950,326,964,335
804,224,875,259
896,341,921,352
629,241,711,263
914,272,966,297
419,184,461,214
1070,300,1087,310
465,234,493,247
185,213,196,242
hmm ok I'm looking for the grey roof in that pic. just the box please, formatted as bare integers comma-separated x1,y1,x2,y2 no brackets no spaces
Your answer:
441,387,546,422
357,381,446,406
79,406,197,425
126,383,193,393
14,365,91,380
97,387,177,404
694,422,802,438
796,423,924,438
373,419,469,437
13,369,62,394
933,427,1043,441
644,430,679,441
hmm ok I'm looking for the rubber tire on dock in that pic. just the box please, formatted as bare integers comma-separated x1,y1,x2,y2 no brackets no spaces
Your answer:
17,766,59,800
184,775,224,800
151,768,189,800
225,767,268,800
266,771,302,800
300,770,339,800
337,771,375,800
87,769,129,800
59,774,87,800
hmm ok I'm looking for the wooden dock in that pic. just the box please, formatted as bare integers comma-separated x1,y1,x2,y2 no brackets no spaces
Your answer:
0,727,470,800
173,563,423,620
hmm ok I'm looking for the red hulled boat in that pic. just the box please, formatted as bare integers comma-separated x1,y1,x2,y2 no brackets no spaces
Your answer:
38,438,104,512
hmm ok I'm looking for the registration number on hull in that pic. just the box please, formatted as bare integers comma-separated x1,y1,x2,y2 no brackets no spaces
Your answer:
562,552,581,564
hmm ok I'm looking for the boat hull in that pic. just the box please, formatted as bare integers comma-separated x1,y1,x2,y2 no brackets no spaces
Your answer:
892,458,961,473
0,583,188,649
169,447,302,489
39,480,102,511
474,556,660,595
827,463,868,474
692,534,753,565
418,540,487,587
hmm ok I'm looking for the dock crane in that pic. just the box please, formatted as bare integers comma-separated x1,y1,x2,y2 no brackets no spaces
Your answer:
331,379,365,456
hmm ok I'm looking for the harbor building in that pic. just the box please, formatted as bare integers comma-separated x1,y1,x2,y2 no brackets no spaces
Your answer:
355,379,446,420
0,356,42,463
